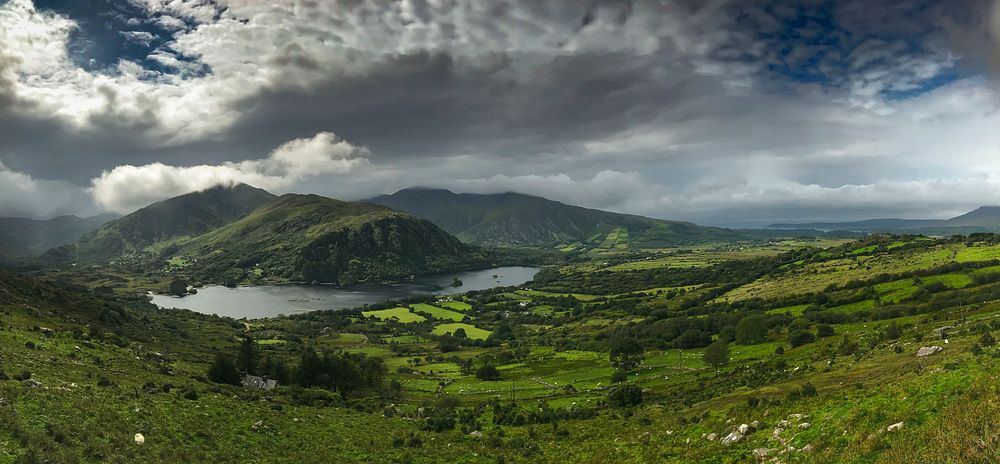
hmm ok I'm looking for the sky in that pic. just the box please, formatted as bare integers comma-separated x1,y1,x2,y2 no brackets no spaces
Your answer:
0,0,999,227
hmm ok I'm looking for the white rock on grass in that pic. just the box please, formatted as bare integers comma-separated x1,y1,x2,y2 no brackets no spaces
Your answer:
799,422,811,429
720,430,744,445
887,421,904,432
737,423,750,434
753,448,771,460
916,346,943,357
134,433,145,445
706,433,718,441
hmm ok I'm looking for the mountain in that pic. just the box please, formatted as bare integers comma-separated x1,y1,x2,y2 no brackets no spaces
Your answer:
769,206,1000,234
169,194,489,285
369,188,761,247
70,184,277,262
0,214,115,260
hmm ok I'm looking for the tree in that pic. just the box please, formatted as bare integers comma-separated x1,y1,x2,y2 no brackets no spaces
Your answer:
816,324,835,337
208,354,241,385
607,383,643,408
451,278,463,287
475,365,501,381
788,329,816,348
735,315,769,345
452,328,468,339
236,336,260,374
168,278,189,296
609,337,644,372
702,340,730,369
980,331,996,347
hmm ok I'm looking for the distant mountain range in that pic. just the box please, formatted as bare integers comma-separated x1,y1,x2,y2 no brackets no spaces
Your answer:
369,188,821,247
43,184,488,286
0,214,116,260
768,206,1000,234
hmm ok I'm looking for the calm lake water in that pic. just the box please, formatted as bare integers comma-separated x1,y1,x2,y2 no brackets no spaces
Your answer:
150,266,539,319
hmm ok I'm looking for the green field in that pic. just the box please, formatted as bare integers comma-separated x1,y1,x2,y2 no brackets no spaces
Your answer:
361,307,426,323
431,322,492,340
437,300,473,311
410,303,466,321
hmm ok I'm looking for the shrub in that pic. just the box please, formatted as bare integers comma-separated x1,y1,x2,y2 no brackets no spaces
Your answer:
607,383,643,408
816,324,835,337
207,353,242,385
182,387,199,400
610,369,628,383
801,382,817,397
788,329,816,348
475,365,502,381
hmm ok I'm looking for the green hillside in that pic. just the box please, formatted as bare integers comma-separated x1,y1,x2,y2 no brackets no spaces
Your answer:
69,184,276,262
170,194,491,285
6,235,1000,462
370,188,765,248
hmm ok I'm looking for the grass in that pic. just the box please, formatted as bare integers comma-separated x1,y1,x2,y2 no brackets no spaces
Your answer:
410,303,466,322
437,300,472,312
361,307,426,323
766,303,811,316
431,323,491,340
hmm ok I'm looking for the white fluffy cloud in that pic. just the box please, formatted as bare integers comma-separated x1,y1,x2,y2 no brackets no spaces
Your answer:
89,132,368,213
1,0,1000,225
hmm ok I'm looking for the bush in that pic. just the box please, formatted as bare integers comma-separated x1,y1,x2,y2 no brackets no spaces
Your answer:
801,382,817,397
183,387,199,400
816,324,835,337
207,353,242,385
788,329,816,348
610,369,628,383
13,370,31,381
607,383,643,408
97,376,114,387
475,365,502,381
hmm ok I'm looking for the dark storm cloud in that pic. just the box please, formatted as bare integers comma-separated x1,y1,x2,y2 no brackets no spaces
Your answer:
0,0,998,224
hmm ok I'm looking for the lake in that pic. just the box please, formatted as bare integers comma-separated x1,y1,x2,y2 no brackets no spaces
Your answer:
149,266,539,319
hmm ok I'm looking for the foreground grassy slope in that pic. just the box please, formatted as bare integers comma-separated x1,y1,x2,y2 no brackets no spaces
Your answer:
7,235,1000,462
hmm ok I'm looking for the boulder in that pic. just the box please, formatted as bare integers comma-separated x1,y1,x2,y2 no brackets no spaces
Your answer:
737,423,750,434
720,430,744,445
22,379,41,388
705,433,718,441
800,443,815,453
134,433,145,445
887,421,904,432
799,422,811,429
469,430,483,438
753,448,772,460
916,346,944,357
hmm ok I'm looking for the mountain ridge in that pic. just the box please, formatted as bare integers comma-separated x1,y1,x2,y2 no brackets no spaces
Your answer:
768,206,1000,234
368,188,755,247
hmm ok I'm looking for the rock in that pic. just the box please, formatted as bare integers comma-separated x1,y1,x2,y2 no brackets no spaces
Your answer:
799,422,811,429
917,346,943,357
887,421,904,432
772,428,784,439
134,433,145,445
22,379,42,388
721,430,744,445
788,413,803,421
469,430,483,438
252,420,264,432
800,443,815,453
751,420,760,429
753,448,772,460
738,423,750,434
777,420,790,427
706,433,717,441
931,326,953,337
